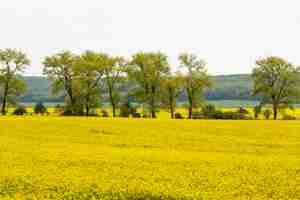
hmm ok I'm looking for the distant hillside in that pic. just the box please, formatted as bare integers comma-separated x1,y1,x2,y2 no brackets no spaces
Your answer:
21,77,63,102
207,74,254,100
20,74,256,103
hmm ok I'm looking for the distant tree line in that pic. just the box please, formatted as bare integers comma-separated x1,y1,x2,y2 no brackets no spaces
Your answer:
1,49,300,120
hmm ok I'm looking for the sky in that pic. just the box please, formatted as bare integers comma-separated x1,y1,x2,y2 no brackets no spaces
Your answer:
1,0,300,76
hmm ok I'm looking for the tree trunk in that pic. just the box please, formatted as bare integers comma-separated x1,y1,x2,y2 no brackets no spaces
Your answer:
188,107,192,119
150,86,156,118
168,87,174,119
187,88,193,119
112,103,116,118
86,106,89,116
1,82,9,115
85,95,90,116
273,105,278,120
108,87,116,118
170,106,174,119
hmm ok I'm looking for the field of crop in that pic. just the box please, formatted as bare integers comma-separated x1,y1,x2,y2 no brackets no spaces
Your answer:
1,117,300,199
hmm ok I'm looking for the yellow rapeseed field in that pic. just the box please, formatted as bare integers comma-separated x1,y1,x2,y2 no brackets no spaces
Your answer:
1,117,300,199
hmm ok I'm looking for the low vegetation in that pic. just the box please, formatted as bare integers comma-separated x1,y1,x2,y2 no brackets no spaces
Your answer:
1,118,300,199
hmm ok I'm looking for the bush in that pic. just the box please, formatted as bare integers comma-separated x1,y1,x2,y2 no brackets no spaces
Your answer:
192,111,203,119
88,110,99,116
132,112,141,118
214,110,249,120
13,106,27,116
54,104,64,114
237,107,249,115
142,114,150,118
202,104,217,119
119,104,130,117
282,115,296,120
119,103,137,118
61,105,85,116
101,110,109,118
263,109,272,120
253,105,262,119
34,102,48,115
174,113,184,119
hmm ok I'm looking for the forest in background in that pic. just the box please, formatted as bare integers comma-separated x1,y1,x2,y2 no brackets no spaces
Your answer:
20,74,254,103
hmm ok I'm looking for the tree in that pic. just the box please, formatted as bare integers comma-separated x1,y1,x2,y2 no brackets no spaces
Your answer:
0,49,29,115
43,51,78,114
74,51,107,116
128,52,170,118
252,57,300,120
160,75,183,119
179,53,211,119
103,56,127,117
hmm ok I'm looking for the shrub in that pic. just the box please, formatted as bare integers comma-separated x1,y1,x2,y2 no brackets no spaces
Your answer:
192,111,203,119
282,115,296,120
34,102,48,115
237,107,249,115
174,113,184,119
202,104,217,119
253,105,262,119
119,102,137,118
13,106,27,116
119,104,130,117
101,110,109,118
88,110,99,116
142,114,150,118
214,110,249,120
132,112,141,118
61,105,85,116
54,104,64,114
263,109,272,120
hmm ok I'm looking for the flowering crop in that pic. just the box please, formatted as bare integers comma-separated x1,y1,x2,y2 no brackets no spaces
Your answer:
1,117,300,199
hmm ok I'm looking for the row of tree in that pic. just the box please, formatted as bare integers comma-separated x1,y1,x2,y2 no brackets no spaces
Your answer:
42,51,211,118
1,48,300,120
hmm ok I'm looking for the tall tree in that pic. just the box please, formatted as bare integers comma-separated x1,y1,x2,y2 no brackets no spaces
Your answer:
0,49,30,115
252,56,300,120
179,53,211,119
43,51,78,114
160,74,183,119
128,52,170,118
103,56,127,117
74,51,106,116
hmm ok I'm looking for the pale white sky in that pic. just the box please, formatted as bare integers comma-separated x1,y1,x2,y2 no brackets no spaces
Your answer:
1,0,300,75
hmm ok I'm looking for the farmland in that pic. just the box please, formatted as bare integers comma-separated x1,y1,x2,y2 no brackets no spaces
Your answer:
1,117,300,199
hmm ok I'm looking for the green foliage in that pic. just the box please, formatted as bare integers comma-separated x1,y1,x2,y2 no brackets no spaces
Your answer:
253,105,262,119
0,48,30,115
179,52,211,118
252,56,300,119
128,52,170,118
12,106,27,115
34,102,48,114
132,112,141,118
101,110,109,117
103,56,127,117
160,75,183,118
20,74,259,103
174,112,184,119
202,104,217,119
191,111,204,119
263,109,272,120
73,51,106,116
119,100,137,118
43,50,79,114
